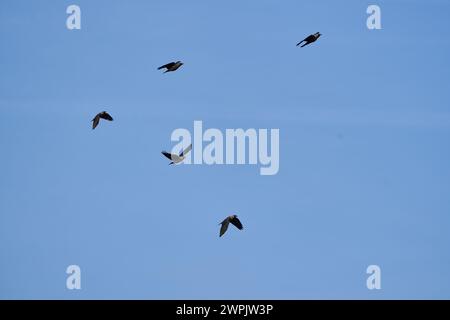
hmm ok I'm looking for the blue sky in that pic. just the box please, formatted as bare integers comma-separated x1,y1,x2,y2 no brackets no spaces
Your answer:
1,0,450,299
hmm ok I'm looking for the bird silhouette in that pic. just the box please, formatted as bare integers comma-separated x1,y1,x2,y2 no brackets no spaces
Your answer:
219,215,244,237
92,111,113,130
158,61,184,73
297,32,321,47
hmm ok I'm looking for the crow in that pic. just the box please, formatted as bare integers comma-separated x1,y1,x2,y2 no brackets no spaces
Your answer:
297,32,321,47
92,111,113,130
219,215,244,237
158,61,184,73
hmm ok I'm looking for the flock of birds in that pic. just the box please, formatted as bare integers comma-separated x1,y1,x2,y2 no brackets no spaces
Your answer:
89,31,322,237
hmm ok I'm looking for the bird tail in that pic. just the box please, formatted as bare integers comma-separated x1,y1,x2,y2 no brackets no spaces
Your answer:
301,42,308,48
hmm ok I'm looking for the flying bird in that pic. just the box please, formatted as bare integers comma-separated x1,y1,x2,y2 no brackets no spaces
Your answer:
297,32,321,47
219,215,244,237
92,111,113,130
158,61,183,73
161,144,192,165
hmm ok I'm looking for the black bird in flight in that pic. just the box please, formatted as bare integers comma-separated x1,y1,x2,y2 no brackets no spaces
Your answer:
161,144,192,165
158,61,184,73
92,111,113,130
297,32,321,47
219,215,244,237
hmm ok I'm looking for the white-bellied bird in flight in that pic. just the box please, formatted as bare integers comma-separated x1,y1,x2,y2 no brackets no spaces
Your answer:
297,32,321,47
158,61,184,73
219,215,244,237
161,144,192,165
92,111,113,130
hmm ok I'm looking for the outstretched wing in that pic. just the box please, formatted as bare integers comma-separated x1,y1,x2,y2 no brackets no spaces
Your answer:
99,112,113,121
158,62,176,70
92,114,100,130
219,219,230,237
230,217,243,230
179,144,192,157
161,151,173,160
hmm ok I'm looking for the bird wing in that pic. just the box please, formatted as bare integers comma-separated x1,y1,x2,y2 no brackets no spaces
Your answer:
230,217,244,230
161,151,173,160
100,112,113,121
179,144,192,157
158,62,176,70
92,115,100,129
219,219,230,237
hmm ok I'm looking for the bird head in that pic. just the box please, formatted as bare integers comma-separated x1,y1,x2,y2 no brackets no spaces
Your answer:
315,32,322,38
177,61,183,66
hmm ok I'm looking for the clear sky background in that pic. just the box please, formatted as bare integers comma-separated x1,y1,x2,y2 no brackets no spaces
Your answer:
1,0,450,299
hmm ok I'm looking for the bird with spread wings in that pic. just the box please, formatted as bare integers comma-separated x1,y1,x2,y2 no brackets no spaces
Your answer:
92,111,113,130
219,215,244,237
161,144,192,165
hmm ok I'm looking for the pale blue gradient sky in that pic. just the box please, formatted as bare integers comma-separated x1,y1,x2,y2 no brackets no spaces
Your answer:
1,0,450,299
